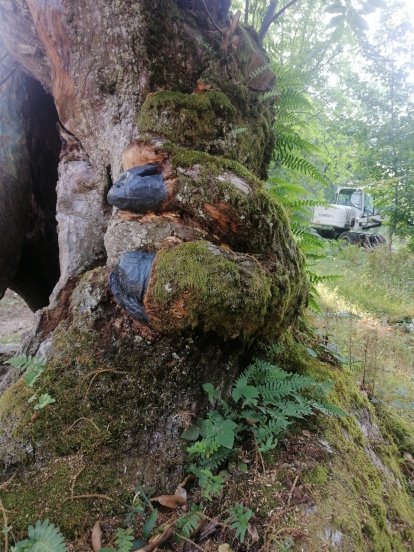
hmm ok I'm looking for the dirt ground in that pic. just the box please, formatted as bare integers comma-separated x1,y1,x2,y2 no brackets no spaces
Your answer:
0,289,34,347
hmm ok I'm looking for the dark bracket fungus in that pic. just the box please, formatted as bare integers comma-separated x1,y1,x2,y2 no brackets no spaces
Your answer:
107,164,167,212
109,251,155,322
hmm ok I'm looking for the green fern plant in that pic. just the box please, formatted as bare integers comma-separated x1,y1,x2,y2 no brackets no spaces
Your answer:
227,504,254,543
12,519,67,552
264,64,334,314
99,527,134,552
175,505,203,538
183,360,345,494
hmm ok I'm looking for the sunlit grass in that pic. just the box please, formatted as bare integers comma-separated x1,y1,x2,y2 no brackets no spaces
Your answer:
315,244,414,319
313,245,414,426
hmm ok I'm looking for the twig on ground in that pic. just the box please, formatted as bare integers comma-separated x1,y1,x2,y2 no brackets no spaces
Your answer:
70,465,86,497
83,368,127,397
62,493,115,504
286,474,299,508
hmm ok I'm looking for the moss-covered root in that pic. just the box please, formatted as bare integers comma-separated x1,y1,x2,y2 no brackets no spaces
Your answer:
144,240,275,340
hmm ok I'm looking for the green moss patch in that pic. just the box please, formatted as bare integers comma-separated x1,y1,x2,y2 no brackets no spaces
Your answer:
137,89,272,176
150,240,272,340
1,456,127,538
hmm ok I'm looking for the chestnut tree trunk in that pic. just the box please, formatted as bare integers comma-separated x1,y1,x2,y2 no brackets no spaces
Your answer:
0,0,308,540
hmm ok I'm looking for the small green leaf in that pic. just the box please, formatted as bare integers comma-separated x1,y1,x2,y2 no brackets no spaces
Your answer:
143,509,158,540
330,22,345,41
202,383,220,402
6,354,30,369
232,377,259,403
114,527,134,552
346,11,368,30
228,504,254,543
216,419,237,449
28,394,38,404
34,394,56,410
325,2,345,14
181,424,201,441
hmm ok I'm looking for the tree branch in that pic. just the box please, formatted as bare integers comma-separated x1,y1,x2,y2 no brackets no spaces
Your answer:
258,0,278,41
201,0,224,33
244,0,249,26
260,0,301,41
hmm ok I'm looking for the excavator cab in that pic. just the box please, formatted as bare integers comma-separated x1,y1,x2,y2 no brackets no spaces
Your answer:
335,187,375,214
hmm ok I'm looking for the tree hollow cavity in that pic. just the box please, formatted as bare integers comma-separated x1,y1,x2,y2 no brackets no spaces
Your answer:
4,73,61,311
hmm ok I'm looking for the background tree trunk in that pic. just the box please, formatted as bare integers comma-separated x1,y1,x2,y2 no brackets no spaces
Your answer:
0,0,307,540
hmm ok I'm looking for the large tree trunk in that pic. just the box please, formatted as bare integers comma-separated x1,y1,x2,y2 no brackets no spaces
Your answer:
0,0,307,540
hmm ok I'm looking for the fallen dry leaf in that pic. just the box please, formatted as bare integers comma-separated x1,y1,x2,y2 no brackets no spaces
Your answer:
150,494,186,508
91,520,102,552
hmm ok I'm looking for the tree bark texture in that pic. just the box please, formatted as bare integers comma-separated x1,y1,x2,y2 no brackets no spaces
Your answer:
0,0,308,538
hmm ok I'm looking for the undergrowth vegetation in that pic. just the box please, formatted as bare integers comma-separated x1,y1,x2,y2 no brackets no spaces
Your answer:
314,244,414,427
316,245,414,318
4,357,344,550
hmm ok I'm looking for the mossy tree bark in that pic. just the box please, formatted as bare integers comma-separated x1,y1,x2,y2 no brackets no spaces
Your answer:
0,0,308,539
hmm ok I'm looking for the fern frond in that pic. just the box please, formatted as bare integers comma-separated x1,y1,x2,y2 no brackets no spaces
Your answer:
277,88,313,111
307,272,339,284
12,520,67,552
248,61,274,82
310,400,347,418
276,131,319,155
275,152,328,184
176,505,203,538
114,527,134,552
259,88,279,102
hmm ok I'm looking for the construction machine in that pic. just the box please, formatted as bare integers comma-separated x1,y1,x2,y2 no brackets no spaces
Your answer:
310,186,384,246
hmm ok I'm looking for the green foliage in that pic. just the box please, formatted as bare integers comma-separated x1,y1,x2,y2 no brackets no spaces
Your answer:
7,354,56,411
227,504,254,543
184,360,344,498
142,510,158,540
175,505,203,538
114,528,134,552
189,465,228,501
7,355,45,388
267,177,329,312
271,77,328,188
98,528,134,552
12,519,67,552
